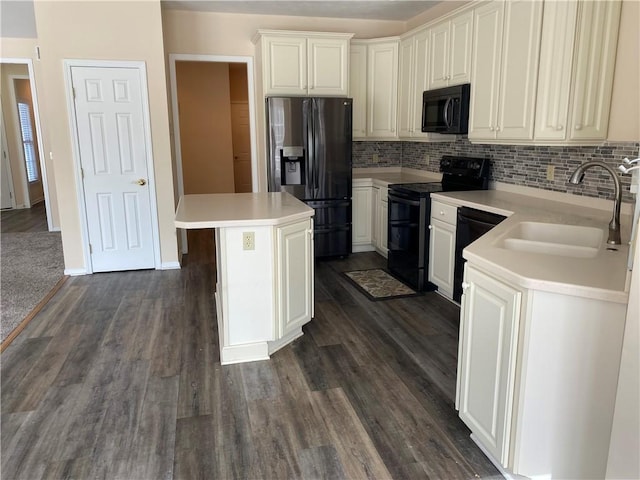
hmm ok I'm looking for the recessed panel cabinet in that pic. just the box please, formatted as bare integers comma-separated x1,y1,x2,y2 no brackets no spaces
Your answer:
428,10,473,90
256,31,352,96
468,0,543,141
349,44,368,138
534,0,621,141
457,262,627,477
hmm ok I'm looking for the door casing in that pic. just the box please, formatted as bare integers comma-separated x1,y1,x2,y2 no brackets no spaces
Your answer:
64,59,161,274
169,53,259,254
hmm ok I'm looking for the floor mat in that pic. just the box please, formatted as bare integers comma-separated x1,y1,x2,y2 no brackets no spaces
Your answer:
343,268,421,301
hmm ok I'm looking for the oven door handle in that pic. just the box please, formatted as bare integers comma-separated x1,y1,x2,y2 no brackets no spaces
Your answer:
388,192,422,207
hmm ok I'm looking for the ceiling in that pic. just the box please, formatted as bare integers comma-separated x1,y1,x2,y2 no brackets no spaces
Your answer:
161,1,444,22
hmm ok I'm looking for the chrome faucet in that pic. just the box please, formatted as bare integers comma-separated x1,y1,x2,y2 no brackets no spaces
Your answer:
568,161,622,245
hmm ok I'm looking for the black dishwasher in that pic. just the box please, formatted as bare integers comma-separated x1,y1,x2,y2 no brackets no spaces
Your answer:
453,207,506,302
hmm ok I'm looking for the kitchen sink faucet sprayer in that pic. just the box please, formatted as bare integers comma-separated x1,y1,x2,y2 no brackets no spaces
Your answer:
568,161,621,245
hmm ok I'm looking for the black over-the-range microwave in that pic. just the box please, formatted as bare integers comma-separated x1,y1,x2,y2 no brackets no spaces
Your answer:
421,83,471,134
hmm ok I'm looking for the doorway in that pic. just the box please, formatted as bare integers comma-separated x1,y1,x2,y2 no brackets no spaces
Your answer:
0,59,53,231
169,54,258,254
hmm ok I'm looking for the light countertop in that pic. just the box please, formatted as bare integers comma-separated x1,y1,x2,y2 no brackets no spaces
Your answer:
175,192,314,229
431,190,631,303
353,167,441,186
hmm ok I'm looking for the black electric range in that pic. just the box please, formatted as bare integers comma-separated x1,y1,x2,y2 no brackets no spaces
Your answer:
387,156,491,291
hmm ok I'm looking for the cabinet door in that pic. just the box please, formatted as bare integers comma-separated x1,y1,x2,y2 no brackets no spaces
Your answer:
534,1,578,140
397,37,415,138
569,0,621,140
350,43,368,138
428,21,450,90
263,36,308,95
428,218,456,298
352,186,373,245
378,191,389,256
371,186,380,246
411,29,431,138
308,37,349,96
468,1,503,141
458,265,521,467
449,10,474,86
367,42,399,138
277,219,313,338
496,0,543,140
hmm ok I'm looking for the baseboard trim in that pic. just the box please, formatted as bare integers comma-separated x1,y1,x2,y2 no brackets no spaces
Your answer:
160,261,181,270
64,268,87,276
353,244,376,253
220,342,270,365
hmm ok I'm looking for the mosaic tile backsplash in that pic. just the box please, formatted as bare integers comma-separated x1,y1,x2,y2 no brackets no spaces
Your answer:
353,139,639,204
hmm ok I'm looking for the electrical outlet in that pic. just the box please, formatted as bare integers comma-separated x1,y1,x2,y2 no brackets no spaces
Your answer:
242,232,255,250
546,165,555,181
373,153,379,163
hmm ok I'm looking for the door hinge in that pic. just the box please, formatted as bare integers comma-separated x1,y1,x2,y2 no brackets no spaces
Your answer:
72,87,76,100
9,192,12,199
81,167,84,179
89,244,92,254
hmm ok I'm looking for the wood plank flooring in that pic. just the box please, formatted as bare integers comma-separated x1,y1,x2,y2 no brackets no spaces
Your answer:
1,202,48,233
1,229,501,479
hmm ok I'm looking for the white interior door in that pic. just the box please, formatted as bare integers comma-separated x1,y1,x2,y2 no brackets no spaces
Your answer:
1,100,16,209
71,65,156,272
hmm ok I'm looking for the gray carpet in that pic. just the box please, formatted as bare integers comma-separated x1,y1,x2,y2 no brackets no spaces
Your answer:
1,231,64,343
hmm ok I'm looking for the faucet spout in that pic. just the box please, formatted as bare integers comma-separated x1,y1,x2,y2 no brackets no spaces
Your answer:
568,161,622,245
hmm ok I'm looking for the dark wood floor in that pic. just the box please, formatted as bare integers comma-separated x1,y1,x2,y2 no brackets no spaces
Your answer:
1,230,500,479
1,202,48,233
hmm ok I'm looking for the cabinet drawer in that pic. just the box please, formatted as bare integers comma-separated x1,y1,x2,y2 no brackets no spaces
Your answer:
431,200,457,225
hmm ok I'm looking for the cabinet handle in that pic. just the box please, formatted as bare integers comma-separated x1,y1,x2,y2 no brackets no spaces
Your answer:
496,126,501,132
428,225,433,230
310,85,314,89
462,281,470,290
575,124,583,130
556,125,564,131
489,126,495,132
439,211,445,215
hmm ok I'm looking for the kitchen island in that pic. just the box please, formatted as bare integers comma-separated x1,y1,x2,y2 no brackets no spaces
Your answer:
175,192,314,365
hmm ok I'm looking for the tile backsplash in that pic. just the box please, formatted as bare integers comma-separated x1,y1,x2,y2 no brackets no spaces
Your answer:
353,139,639,204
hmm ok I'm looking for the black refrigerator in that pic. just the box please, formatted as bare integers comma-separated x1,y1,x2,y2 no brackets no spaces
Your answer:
266,97,353,258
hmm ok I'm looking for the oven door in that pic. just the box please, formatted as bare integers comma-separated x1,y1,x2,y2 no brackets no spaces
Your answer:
387,191,429,290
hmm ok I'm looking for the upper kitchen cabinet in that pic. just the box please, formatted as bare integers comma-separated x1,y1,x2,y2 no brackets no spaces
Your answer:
350,38,400,139
534,0,621,142
350,43,367,138
254,30,353,96
428,10,474,90
398,29,452,142
468,0,543,142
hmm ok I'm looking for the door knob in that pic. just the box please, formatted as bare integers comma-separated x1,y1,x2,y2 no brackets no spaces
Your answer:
135,178,147,186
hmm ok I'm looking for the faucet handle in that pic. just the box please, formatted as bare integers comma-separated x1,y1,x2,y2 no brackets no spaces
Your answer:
622,157,640,165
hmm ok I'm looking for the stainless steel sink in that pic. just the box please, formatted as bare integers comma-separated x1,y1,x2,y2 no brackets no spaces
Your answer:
500,222,603,258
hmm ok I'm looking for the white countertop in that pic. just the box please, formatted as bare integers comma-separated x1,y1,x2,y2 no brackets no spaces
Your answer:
431,190,631,303
353,167,441,186
175,192,314,229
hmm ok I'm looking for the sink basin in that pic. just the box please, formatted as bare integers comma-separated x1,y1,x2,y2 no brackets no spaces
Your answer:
501,222,603,258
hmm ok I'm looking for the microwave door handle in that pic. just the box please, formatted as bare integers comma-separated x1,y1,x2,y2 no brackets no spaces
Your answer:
443,97,452,128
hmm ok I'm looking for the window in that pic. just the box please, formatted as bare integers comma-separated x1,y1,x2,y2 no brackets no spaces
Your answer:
17,101,38,183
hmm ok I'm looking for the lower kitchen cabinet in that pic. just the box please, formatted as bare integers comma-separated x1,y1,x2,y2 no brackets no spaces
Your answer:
352,182,388,256
456,263,627,478
428,199,457,298
352,185,373,249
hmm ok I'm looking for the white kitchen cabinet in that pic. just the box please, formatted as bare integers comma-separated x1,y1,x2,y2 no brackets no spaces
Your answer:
457,264,521,466
275,218,314,339
350,39,399,139
428,10,473,90
456,262,627,478
374,186,388,256
349,43,367,138
468,0,542,142
352,185,373,250
371,185,381,247
534,0,621,142
367,39,400,138
428,199,457,298
255,30,352,96
398,29,453,142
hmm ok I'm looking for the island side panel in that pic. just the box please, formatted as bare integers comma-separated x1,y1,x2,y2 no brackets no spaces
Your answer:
216,225,274,364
